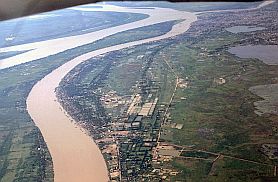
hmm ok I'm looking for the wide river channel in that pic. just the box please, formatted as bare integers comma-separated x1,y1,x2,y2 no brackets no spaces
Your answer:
26,5,196,182
0,1,273,181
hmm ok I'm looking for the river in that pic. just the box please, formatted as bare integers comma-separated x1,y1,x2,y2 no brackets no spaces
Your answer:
25,5,196,182
0,5,195,70
0,1,273,181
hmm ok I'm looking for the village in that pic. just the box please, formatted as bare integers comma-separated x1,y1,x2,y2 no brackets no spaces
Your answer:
55,41,194,181
55,2,278,180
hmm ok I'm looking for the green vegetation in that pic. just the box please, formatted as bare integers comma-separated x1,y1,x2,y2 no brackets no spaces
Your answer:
58,42,167,181
0,39,97,180
73,8,278,180
92,21,176,52
207,158,273,182
171,158,212,181
152,51,177,104
0,11,148,47
154,18,278,181
165,37,278,159
108,1,260,12
181,151,217,159
1,1,277,181
0,61,58,181
0,14,175,181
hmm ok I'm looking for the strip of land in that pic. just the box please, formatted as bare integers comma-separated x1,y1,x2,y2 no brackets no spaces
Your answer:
2,1,274,181
26,5,197,182
0,5,195,70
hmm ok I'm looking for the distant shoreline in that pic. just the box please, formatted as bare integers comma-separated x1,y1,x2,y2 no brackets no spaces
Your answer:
22,1,274,181
26,5,197,182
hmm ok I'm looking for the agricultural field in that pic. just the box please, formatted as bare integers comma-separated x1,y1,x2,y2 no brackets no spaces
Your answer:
1,1,277,181
154,4,278,181
0,10,166,181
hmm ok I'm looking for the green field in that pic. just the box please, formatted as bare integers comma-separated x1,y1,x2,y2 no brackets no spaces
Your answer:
1,1,277,181
155,14,278,181
0,15,176,181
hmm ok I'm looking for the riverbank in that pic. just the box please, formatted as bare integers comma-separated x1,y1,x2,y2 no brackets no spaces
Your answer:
26,5,197,182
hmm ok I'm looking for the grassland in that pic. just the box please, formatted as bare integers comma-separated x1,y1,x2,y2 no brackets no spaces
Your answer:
0,40,101,181
71,8,278,180
154,18,278,182
0,10,147,47
0,60,58,182
1,2,276,181
0,14,176,181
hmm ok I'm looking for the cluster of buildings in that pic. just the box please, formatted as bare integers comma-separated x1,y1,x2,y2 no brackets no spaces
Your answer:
96,89,161,181
57,43,188,181
92,68,183,181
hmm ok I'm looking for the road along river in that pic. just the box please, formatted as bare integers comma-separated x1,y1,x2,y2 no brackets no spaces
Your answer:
25,5,197,182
